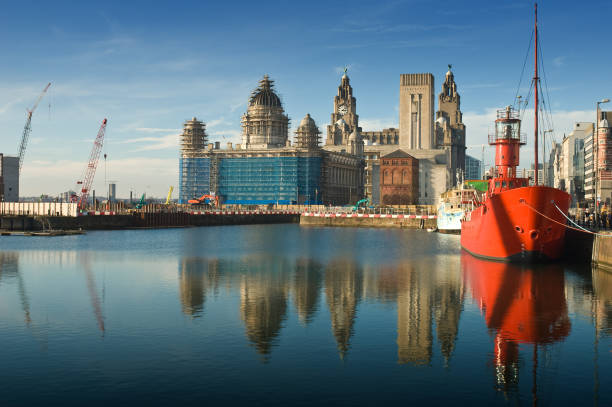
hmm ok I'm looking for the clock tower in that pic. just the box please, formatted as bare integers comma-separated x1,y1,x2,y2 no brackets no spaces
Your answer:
326,68,360,146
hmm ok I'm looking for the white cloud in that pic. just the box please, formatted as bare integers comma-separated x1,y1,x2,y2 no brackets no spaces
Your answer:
553,56,566,67
133,127,180,133
359,118,398,131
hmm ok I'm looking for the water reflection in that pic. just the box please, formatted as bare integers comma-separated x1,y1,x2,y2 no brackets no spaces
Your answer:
176,254,465,364
592,267,612,336
325,259,363,359
0,252,31,324
292,258,323,325
461,253,570,394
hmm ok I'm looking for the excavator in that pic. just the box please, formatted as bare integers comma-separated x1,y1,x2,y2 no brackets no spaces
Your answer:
352,197,371,212
188,194,219,207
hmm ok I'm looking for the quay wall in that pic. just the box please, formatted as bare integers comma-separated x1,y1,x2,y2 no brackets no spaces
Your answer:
0,211,299,231
592,231,612,270
300,213,437,229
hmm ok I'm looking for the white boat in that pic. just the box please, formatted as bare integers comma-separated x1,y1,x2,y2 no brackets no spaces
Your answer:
437,186,480,234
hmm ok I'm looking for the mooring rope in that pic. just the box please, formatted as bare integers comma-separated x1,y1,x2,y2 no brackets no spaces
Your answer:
519,199,612,237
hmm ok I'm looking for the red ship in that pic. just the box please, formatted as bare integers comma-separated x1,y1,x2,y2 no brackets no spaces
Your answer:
461,5,571,262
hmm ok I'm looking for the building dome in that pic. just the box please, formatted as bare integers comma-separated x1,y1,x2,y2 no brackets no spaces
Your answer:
299,113,317,130
295,113,320,149
249,75,282,107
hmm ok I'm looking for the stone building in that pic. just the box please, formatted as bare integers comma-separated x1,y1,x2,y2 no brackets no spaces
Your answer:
595,115,612,206
435,66,466,177
179,118,210,204
399,73,435,150
360,67,466,205
241,75,290,149
380,150,419,205
179,75,362,205
326,69,361,149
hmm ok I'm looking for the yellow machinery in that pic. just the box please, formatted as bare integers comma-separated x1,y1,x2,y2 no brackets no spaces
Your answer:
165,186,174,205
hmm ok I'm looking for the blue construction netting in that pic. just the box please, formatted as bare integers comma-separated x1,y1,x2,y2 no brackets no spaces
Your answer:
179,157,210,204
218,156,322,205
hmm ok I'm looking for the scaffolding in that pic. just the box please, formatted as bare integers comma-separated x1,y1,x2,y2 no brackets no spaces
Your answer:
179,157,210,204
218,156,321,205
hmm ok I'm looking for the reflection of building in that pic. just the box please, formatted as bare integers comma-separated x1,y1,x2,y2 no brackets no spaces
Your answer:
292,259,323,324
462,254,570,393
325,259,362,359
240,257,289,357
179,75,362,205
592,267,612,335
397,264,433,365
0,154,19,202
178,258,221,317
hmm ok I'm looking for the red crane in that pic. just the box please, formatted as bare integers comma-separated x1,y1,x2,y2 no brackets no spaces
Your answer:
76,119,108,209
18,82,51,173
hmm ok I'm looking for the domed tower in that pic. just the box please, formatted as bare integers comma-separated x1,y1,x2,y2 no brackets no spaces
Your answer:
295,114,321,149
181,117,207,156
241,75,290,149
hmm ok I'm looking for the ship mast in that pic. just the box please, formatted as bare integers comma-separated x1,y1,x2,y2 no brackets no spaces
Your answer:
534,3,539,185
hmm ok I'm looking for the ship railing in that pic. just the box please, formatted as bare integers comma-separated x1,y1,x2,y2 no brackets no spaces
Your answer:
488,132,527,144
496,107,520,120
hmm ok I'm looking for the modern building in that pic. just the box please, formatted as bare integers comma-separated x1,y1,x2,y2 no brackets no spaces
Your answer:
558,122,591,205
380,150,419,205
465,155,482,180
0,154,19,202
179,76,363,205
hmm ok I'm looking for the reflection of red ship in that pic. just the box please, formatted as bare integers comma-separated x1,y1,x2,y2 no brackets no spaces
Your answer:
461,253,570,392
460,4,570,261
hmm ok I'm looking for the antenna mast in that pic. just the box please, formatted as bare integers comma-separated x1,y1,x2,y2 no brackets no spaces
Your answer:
534,3,539,185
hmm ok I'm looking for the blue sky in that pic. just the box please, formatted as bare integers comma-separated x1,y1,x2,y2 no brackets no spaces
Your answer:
0,0,610,197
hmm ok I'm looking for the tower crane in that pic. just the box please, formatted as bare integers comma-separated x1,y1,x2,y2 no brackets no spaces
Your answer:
18,82,51,173
76,119,108,209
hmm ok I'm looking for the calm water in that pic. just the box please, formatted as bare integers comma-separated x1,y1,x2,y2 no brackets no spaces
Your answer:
0,224,610,406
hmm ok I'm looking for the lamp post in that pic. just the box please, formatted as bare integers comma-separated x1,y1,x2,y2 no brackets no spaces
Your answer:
595,98,610,225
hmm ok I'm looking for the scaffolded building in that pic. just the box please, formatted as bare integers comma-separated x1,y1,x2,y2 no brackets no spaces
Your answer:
179,76,363,206
179,117,210,204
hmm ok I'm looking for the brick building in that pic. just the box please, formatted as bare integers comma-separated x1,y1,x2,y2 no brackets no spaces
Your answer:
380,150,419,205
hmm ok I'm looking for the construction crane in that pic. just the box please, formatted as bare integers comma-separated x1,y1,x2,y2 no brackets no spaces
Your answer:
18,82,51,173
76,119,108,210
165,186,174,205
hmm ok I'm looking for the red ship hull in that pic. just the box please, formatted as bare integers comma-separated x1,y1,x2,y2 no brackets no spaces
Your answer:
461,186,571,262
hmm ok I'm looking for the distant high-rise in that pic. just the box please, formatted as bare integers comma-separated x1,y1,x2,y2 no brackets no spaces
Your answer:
465,155,481,180
0,154,19,202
